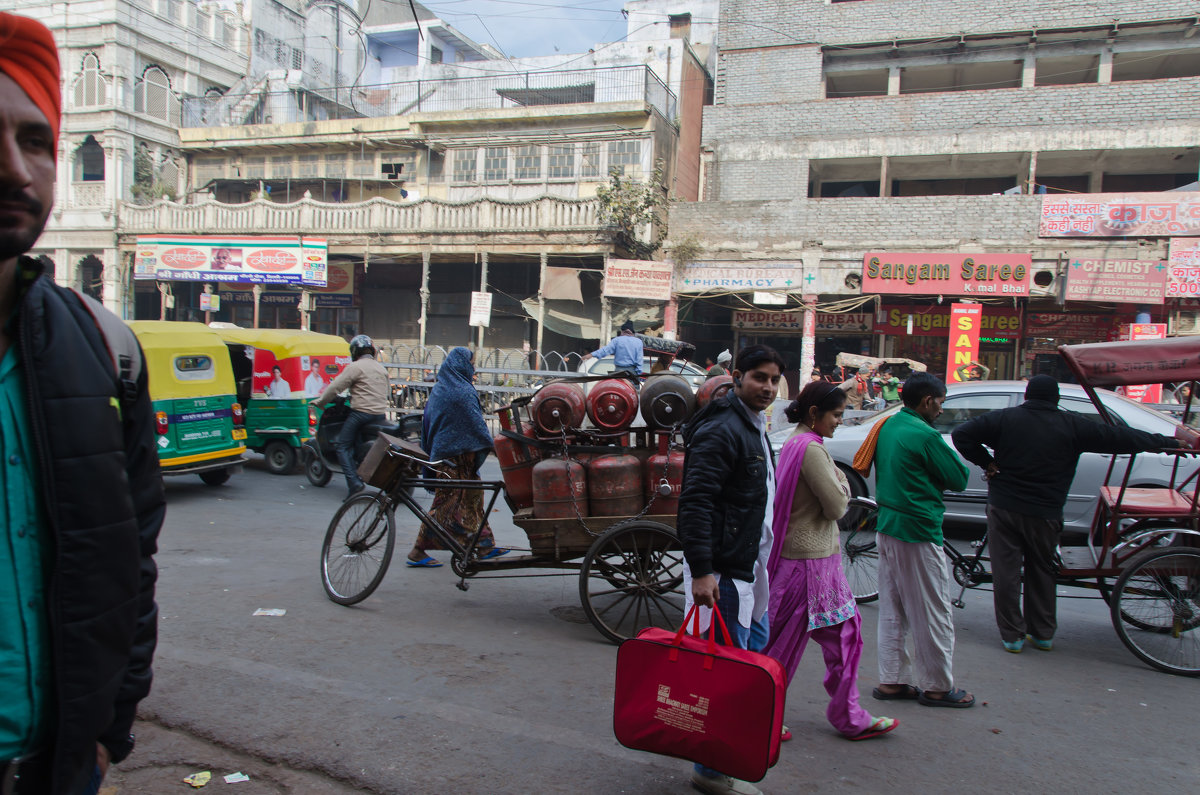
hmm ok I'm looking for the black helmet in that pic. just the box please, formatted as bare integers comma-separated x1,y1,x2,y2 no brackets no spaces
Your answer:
349,334,375,361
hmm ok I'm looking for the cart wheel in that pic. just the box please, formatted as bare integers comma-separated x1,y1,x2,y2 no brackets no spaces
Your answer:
1110,547,1200,676
579,521,685,644
306,452,332,487
839,501,879,603
264,440,297,475
199,468,230,486
321,493,396,606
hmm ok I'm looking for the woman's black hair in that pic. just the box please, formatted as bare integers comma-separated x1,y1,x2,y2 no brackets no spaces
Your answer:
734,344,786,375
785,380,846,425
902,371,947,407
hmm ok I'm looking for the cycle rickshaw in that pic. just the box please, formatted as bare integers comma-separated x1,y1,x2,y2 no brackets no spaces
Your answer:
838,335,1200,676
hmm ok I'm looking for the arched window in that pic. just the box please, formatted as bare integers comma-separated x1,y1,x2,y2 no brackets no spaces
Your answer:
73,136,105,182
72,53,108,108
134,65,177,123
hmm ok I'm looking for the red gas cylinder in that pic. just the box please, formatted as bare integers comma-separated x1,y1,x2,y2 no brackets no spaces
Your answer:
640,373,695,430
586,378,640,432
494,410,540,511
531,382,586,435
696,374,734,409
587,453,644,516
644,434,685,514
532,457,588,519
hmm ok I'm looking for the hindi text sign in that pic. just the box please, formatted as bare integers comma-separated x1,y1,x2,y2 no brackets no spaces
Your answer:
1168,238,1200,297
1040,193,1200,238
1118,323,1167,403
604,259,673,301
468,291,493,327
134,235,328,286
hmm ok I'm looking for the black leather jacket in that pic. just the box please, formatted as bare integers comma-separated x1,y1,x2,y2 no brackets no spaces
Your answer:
677,392,775,581
14,259,165,794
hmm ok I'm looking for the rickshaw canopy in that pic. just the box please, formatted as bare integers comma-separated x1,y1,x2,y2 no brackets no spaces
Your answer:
835,353,927,373
126,321,238,401
210,327,348,360
1059,336,1200,387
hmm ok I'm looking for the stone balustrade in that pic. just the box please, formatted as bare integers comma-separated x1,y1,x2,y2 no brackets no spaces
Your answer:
71,182,107,208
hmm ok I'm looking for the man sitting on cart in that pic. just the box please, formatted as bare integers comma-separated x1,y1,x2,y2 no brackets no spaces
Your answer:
951,375,1179,654
583,319,643,383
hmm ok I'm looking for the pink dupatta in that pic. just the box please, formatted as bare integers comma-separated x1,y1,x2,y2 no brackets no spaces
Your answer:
767,429,822,578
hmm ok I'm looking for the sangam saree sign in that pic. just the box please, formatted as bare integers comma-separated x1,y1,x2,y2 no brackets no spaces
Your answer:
862,253,1031,296
1040,193,1200,238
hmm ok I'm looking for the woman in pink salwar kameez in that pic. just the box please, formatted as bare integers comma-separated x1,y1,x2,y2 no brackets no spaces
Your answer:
764,381,898,741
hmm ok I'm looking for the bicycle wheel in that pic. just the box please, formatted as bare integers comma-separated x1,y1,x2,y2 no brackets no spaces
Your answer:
579,521,685,644
839,501,879,603
1110,547,1200,676
321,493,396,606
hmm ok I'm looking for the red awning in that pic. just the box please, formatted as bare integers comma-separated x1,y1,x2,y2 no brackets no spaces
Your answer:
1059,336,1200,387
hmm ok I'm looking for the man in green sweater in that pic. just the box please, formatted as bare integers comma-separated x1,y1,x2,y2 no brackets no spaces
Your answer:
871,373,976,708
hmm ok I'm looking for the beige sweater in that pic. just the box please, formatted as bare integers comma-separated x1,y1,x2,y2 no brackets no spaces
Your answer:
314,355,391,414
781,436,851,560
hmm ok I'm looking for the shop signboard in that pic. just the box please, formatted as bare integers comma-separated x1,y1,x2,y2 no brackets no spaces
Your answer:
1026,312,1118,341
677,263,804,293
1065,258,1168,304
216,285,299,307
946,304,983,384
1039,193,1200,238
1118,323,1167,403
733,311,872,333
874,304,1022,339
604,259,673,301
312,261,355,307
468,291,493,327
861,253,1031,296
134,235,328,286
1167,238,1200,297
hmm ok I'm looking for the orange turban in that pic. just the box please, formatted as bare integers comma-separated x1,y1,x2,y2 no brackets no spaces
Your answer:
0,11,61,144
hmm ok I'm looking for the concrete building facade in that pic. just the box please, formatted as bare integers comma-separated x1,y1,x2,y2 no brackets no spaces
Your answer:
669,0,1200,387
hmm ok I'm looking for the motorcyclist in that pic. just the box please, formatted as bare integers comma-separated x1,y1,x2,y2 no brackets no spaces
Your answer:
312,335,391,497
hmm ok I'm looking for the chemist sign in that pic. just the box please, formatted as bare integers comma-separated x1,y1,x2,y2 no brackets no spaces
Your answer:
1065,258,1167,304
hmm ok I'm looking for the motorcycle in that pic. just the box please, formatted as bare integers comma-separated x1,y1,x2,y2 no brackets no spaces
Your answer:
302,396,422,487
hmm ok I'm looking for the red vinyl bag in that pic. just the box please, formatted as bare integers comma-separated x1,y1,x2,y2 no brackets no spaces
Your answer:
613,606,786,782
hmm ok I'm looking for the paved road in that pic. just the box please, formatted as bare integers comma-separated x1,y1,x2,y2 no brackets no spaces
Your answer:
124,456,1198,794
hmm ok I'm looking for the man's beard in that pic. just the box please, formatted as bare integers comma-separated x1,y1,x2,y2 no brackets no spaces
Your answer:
0,189,49,261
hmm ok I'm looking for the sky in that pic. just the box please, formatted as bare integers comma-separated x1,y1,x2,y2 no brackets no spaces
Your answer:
419,0,632,58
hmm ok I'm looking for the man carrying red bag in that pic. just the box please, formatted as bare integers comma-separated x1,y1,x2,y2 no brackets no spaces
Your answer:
676,345,786,795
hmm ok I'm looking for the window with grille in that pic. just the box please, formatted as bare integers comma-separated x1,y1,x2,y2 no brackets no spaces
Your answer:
135,65,175,123
242,156,265,179
73,136,105,182
297,154,320,178
514,145,541,180
607,139,642,177
484,146,507,182
324,154,346,177
452,149,477,183
430,46,443,64
270,155,292,178
580,142,601,179
351,152,374,177
291,48,303,70
160,154,179,190
548,144,574,179
73,53,108,108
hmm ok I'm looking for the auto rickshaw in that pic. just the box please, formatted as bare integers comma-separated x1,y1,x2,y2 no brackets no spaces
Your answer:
126,321,247,485
212,326,350,474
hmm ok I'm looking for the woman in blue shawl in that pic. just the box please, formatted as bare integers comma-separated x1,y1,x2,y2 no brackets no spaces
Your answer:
407,347,507,567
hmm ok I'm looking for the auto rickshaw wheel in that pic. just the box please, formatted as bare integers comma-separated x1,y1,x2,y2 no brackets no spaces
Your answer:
305,451,332,487
264,440,298,475
199,468,230,486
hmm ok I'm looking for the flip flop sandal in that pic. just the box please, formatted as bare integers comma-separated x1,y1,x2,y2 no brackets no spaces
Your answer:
405,556,443,568
781,725,792,742
848,717,898,741
918,688,975,709
872,685,922,701
479,548,511,560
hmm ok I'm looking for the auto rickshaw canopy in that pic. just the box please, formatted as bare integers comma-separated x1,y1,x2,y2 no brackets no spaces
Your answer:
126,321,239,401
210,327,349,360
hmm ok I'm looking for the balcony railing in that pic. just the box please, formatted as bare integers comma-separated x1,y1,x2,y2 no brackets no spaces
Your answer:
70,181,107,208
118,193,602,236
182,65,677,129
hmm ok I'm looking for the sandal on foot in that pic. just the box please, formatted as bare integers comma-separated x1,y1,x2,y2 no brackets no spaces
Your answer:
848,717,897,741
780,725,792,742
918,688,975,709
479,547,510,560
405,556,443,568
872,684,922,701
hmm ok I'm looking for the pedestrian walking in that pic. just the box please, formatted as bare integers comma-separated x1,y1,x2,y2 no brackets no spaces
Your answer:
951,375,1179,652
677,345,785,795
873,368,901,406
764,382,897,741
0,12,166,792
583,319,643,380
870,372,975,708
311,334,390,498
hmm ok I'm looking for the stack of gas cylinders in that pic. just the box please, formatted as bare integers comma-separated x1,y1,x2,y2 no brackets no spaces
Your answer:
493,373,735,520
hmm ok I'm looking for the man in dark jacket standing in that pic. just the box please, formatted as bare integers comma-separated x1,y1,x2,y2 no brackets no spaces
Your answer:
1,12,165,794
952,375,1178,653
677,345,784,795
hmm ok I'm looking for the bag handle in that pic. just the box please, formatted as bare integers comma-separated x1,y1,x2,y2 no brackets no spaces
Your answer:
670,604,736,669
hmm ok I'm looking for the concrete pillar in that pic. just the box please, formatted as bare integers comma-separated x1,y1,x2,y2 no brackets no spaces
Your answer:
800,294,818,382
1098,47,1113,83
535,252,548,362
53,248,69,284
887,66,901,96
1027,151,1039,194
1021,50,1036,88
1088,169,1104,193
879,156,890,197
252,284,263,328
418,250,431,351
477,251,489,351
56,139,70,215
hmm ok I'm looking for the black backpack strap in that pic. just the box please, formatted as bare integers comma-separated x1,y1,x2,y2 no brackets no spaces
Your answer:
70,288,142,409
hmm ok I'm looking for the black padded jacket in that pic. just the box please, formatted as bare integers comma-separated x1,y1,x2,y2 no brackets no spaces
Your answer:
676,392,775,582
14,258,165,795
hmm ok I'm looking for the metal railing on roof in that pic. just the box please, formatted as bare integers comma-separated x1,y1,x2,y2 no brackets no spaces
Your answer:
183,65,677,128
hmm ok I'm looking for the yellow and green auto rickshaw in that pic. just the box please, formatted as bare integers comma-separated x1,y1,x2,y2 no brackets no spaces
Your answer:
212,326,350,474
126,321,247,485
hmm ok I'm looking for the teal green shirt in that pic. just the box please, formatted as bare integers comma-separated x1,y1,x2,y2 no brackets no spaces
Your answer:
0,344,51,757
874,407,969,545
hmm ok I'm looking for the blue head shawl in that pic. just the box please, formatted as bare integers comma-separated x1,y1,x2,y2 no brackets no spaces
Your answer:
422,347,493,461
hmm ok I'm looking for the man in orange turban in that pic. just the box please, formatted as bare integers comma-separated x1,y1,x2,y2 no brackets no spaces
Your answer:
1,12,165,795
